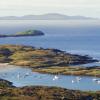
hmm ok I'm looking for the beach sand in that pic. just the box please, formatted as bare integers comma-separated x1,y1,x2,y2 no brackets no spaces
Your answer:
0,63,17,72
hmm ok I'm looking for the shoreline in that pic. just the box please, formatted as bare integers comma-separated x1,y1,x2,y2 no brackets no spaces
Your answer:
0,63,19,72
0,80,99,100
0,44,99,78
0,63,100,78
32,66,100,78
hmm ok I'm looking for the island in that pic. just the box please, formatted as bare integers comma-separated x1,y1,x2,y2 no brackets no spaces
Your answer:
0,44,99,77
0,30,44,38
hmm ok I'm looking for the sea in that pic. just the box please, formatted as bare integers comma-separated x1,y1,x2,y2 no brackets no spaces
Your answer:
0,20,100,90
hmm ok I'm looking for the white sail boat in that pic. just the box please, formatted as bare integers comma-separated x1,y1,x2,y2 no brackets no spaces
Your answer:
53,75,59,80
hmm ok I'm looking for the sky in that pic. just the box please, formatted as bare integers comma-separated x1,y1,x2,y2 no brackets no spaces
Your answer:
0,0,100,18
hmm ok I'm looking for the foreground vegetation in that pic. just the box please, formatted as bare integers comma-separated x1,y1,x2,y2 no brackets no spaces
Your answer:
0,79,99,100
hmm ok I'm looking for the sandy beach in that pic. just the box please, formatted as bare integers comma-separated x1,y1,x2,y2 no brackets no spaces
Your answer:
0,63,17,72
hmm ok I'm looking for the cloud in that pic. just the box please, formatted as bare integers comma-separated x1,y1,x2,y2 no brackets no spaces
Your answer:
0,0,99,8
0,0,100,17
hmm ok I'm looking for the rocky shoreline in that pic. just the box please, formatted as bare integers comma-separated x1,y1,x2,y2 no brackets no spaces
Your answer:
0,79,99,100
0,44,100,99
33,66,100,77
0,44,99,77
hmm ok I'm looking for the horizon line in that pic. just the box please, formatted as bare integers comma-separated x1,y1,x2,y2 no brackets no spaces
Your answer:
0,13,97,18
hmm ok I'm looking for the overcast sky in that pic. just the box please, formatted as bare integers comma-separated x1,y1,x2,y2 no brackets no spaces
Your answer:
0,0,100,18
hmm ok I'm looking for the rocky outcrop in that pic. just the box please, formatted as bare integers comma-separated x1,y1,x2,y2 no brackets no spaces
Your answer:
0,45,98,67
0,79,13,87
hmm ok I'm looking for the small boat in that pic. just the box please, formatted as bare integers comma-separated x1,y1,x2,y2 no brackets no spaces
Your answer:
23,72,31,78
17,73,20,79
53,78,56,81
97,80,100,84
54,75,59,79
92,78,98,82
76,77,82,81
53,75,59,80
72,80,75,83
25,72,30,76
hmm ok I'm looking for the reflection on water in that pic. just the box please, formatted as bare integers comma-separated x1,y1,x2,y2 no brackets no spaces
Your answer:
0,66,99,91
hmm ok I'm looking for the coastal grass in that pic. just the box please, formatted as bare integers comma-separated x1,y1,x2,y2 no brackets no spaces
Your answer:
0,44,99,77
32,66,100,77
0,85,99,100
0,77,99,100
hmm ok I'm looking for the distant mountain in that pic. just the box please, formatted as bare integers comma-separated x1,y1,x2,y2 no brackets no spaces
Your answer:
0,13,97,20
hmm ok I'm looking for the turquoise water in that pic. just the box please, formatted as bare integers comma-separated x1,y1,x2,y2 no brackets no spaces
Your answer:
0,66,100,91
0,20,100,90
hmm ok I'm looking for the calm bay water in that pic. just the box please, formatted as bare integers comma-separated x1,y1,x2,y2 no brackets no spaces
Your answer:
0,20,100,90
0,66,100,91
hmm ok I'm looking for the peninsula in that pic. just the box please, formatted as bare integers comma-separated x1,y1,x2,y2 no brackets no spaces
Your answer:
0,44,99,77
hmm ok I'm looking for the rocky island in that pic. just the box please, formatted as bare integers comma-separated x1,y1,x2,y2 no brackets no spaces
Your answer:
0,30,44,38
